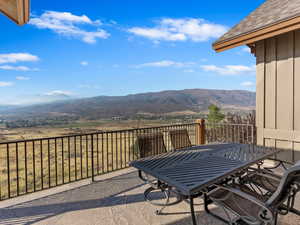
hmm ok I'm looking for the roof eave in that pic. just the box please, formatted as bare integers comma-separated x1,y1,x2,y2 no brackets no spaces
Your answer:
0,0,30,26
213,15,300,52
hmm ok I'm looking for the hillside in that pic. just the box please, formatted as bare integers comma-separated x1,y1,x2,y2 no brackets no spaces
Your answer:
1,89,256,120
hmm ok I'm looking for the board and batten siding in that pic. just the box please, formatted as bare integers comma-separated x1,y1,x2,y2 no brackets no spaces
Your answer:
256,31,300,163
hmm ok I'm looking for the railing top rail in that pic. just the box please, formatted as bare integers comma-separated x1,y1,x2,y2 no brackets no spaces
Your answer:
0,122,197,145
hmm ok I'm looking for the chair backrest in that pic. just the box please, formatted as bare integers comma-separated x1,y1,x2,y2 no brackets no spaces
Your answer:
267,160,300,207
169,129,192,150
137,133,167,158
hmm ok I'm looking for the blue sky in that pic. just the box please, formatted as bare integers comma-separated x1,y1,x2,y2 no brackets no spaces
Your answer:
0,0,264,105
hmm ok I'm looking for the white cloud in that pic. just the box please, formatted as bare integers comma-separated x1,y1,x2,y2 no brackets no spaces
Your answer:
16,76,30,80
242,47,251,53
0,65,32,71
241,81,255,87
80,61,88,66
0,82,14,87
201,65,255,75
29,11,110,44
128,18,227,42
44,90,73,97
135,60,194,68
0,53,39,64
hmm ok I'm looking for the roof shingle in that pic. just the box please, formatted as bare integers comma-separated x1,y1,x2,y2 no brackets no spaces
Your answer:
215,0,300,45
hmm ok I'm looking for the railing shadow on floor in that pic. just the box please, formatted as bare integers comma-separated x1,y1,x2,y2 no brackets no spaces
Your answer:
0,171,150,225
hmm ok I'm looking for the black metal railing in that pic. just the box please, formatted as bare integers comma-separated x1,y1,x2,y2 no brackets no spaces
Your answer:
0,122,256,201
0,123,197,200
205,123,256,145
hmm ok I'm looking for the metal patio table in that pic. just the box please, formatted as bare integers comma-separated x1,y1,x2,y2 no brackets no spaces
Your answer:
129,143,281,225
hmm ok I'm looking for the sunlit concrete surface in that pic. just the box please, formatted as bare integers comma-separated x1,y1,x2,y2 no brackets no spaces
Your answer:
0,167,299,225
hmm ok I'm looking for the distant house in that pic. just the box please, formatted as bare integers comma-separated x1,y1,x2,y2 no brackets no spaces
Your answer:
214,0,300,162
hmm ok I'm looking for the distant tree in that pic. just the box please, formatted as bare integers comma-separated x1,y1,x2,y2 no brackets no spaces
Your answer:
207,104,225,123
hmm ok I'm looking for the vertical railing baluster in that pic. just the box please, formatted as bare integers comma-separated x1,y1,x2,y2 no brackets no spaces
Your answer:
47,139,50,188
74,136,77,180
91,134,95,182
238,125,240,143
96,133,99,175
106,132,109,172
116,132,118,169
226,124,229,143
252,125,255,144
24,141,28,193
124,131,127,167
33,141,36,192
16,143,19,196
40,140,43,190
128,130,131,161
55,138,58,186
111,132,114,171
133,129,137,160
80,136,83,179
120,132,123,168
101,133,104,174
86,135,89,177
6,144,10,198
62,138,64,184
68,137,71,182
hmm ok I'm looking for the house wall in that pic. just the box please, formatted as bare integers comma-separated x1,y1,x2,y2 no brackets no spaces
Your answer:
256,31,300,163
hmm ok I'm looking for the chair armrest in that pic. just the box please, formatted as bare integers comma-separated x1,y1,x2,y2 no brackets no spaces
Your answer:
247,167,282,180
267,158,294,165
264,158,293,171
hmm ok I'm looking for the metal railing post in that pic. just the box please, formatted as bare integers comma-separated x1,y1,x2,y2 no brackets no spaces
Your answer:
195,119,206,145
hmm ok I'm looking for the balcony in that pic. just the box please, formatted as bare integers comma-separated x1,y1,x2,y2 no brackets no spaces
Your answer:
0,122,299,225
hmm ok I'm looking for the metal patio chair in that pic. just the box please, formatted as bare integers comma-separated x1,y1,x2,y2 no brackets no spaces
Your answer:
137,133,167,158
169,129,192,150
240,165,300,217
136,133,182,214
205,161,300,225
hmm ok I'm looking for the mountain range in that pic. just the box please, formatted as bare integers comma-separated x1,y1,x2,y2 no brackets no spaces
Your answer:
0,89,256,120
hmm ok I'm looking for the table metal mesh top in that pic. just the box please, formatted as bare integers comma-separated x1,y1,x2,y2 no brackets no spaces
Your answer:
130,144,279,195
132,143,237,171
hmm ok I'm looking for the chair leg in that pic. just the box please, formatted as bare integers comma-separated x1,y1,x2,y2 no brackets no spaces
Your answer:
273,212,278,225
155,190,170,215
290,208,300,216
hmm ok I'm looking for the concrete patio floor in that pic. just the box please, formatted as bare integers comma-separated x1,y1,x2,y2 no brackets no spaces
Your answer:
0,168,300,225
